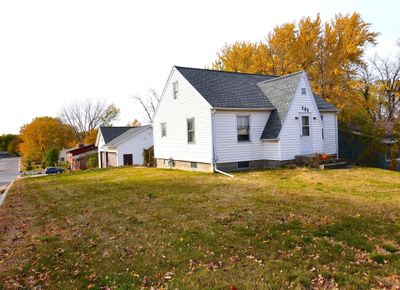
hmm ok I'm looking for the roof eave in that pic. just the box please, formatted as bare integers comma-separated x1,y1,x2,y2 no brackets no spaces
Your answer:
319,109,339,113
213,107,275,111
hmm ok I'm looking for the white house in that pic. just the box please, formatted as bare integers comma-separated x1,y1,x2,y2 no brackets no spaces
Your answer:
96,125,153,168
153,66,338,172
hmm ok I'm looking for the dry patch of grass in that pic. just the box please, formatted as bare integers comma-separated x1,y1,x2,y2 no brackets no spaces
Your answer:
0,167,399,289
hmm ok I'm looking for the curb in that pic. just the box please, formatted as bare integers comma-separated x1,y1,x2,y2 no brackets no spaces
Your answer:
0,177,18,207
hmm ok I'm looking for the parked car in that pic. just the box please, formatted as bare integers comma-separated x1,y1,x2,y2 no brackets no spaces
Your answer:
45,167,64,174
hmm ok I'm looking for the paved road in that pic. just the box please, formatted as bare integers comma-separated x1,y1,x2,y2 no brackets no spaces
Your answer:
0,157,20,186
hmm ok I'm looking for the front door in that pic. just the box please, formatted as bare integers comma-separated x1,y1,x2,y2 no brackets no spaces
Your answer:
123,154,133,166
300,114,312,154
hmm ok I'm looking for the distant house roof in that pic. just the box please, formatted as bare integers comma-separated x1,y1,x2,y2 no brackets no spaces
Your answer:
99,127,132,143
67,144,97,156
99,125,152,146
106,125,152,146
174,66,338,140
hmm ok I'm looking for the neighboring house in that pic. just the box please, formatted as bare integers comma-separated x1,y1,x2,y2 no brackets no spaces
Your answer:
59,148,69,162
153,66,338,172
66,144,97,171
96,126,153,168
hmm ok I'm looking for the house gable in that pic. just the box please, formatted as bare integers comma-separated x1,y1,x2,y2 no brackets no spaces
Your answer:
258,72,303,140
153,67,214,164
278,73,324,160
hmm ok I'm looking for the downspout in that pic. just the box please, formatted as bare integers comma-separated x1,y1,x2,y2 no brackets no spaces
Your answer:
211,109,235,178
335,112,339,159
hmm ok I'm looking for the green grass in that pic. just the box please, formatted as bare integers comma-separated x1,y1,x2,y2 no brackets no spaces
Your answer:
1,167,400,289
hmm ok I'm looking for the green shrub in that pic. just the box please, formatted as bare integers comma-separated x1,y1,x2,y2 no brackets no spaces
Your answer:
86,154,98,169
43,148,59,167
142,146,154,167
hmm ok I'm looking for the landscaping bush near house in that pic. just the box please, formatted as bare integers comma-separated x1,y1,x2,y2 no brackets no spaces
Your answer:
86,153,98,169
142,146,154,167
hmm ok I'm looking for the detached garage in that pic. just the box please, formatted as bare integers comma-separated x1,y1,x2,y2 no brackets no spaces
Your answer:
96,125,153,168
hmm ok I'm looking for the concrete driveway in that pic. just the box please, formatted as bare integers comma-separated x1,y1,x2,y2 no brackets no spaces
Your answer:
0,157,20,186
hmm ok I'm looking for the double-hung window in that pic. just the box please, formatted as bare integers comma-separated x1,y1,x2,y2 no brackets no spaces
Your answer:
237,116,250,141
173,81,179,99
187,118,195,143
301,116,310,136
161,122,167,137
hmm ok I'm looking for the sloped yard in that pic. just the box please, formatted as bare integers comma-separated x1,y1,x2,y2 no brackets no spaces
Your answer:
0,167,399,289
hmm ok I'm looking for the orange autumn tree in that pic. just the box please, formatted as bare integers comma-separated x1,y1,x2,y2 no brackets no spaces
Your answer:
212,13,378,117
83,128,99,145
19,117,76,163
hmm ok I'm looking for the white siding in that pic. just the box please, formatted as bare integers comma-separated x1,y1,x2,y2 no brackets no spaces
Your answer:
153,68,213,163
116,128,153,165
97,135,105,168
321,112,337,155
279,75,323,160
262,140,281,160
213,111,270,163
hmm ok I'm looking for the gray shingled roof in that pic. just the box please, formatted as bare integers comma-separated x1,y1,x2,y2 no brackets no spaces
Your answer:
313,94,338,112
258,72,304,139
175,66,276,109
100,127,132,143
107,125,152,146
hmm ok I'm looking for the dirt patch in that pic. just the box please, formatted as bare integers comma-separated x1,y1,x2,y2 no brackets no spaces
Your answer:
0,181,39,288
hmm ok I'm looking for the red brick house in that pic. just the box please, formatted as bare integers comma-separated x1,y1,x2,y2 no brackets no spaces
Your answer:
66,144,97,171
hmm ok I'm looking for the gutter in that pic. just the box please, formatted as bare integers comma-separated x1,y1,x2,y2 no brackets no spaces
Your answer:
213,107,274,112
210,109,234,178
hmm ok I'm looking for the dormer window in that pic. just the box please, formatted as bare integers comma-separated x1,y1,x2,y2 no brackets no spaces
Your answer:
173,81,179,99
301,87,306,95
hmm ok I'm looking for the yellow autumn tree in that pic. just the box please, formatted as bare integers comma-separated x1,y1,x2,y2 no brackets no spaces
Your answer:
19,117,76,162
212,13,378,117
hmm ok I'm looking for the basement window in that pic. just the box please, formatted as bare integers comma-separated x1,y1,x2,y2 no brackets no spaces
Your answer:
191,162,197,169
237,161,250,169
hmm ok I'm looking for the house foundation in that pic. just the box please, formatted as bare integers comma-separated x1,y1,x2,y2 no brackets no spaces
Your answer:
156,158,294,173
156,159,213,172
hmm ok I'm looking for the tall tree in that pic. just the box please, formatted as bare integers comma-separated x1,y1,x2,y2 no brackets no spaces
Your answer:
212,13,378,114
0,134,19,152
60,99,120,142
19,117,76,162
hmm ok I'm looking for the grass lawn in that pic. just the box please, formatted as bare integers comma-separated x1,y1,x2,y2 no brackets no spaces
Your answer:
0,167,400,289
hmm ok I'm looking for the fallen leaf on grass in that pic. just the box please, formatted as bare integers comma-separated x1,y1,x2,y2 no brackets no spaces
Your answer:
207,261,222,271
164,271,174,280
247,255,263,265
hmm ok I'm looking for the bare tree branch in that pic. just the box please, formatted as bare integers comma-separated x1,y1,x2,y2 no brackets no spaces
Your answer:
60,99,120,142
132,89,160,122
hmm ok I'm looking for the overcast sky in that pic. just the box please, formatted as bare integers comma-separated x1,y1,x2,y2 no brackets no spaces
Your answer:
0,0,398,134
